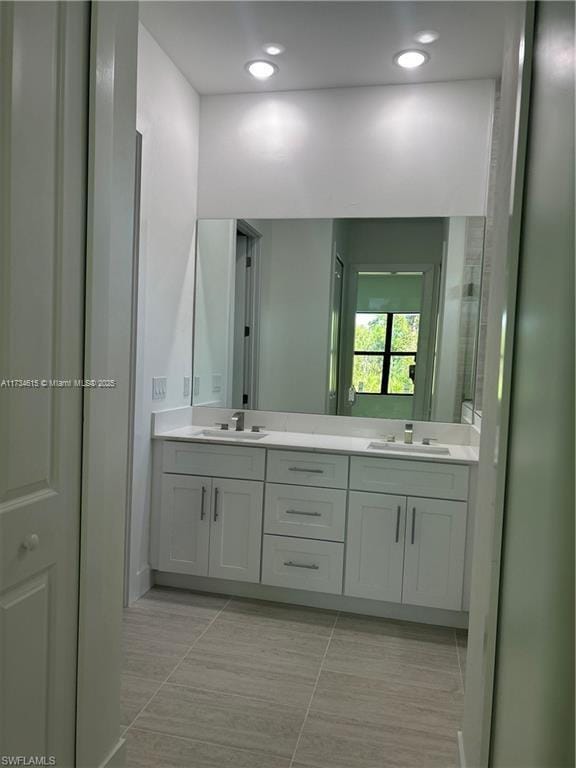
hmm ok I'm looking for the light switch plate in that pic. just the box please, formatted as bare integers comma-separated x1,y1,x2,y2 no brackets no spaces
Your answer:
212,374,222,393
193,376,200,396
152,376,167,401
183,376,191,398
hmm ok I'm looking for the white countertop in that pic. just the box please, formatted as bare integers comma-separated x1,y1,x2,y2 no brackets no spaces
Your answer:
153,425,479,465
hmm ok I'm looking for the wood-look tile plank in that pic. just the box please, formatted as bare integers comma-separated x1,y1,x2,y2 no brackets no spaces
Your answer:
123,609,211,647
122,628,190,681
134,683,306,759
221,599,336,636
125,728,291,768
169,619,325,706
293,710,459,768
131,587,228,621
120,674,159,726
324,636,460,689
334,614,457,647
310,670,463,737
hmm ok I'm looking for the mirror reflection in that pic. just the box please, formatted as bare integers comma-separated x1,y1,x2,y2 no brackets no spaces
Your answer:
193,217,485,423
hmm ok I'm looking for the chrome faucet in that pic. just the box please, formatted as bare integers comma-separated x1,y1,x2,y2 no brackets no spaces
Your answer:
404,423,414,444
231,411,245,432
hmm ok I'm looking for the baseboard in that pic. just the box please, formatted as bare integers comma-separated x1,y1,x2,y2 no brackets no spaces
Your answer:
154,571,469,629
129,565,152,604
97,736,126,768
457,730,466,768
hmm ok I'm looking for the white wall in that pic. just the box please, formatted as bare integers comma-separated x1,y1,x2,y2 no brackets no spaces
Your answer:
129,24,199,602
198,80,495,219
256,219,334,413
192,219,236,407
432,217,467,422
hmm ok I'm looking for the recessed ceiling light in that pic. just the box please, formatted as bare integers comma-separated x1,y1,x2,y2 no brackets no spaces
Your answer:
393,49,430,69
414,30,440,44
263,43,285,56
246,60,278,80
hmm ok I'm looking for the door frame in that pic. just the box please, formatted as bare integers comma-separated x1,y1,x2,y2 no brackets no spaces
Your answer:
236,219,262,410
77,3,138,767
325,249,345,414
123,130,143,608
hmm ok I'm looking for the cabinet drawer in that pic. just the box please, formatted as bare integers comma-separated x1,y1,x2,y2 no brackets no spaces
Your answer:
350,456,469,501
163,441,265,481
261,535,343,594
264,484,346,542
266,450,349,489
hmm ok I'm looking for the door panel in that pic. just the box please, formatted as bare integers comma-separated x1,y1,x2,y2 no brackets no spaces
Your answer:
159,475,211,575
345,492,406,602
0,574,50,756
209,479,263,582
402,497,467,610
0,2,88,762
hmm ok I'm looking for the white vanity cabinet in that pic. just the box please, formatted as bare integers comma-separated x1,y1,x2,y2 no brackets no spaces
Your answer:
346,492,406,603
402,497,467,610
346,456,469,611
159,474,211,576
208,478,263,582
157,443,265,583
154,439,474,620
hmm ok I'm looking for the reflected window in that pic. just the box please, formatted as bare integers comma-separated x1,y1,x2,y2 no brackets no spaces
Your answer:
352,312,420,395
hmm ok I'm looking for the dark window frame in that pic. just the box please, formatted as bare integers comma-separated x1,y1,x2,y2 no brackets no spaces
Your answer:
353,311,419,396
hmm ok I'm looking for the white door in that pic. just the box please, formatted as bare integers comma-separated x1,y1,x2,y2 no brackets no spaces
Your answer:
345,492,406,602
403,497,467,610
209,479,263,582
159,475,211,575
0,2,88,763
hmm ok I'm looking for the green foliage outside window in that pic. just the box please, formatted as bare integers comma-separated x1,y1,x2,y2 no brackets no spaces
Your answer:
352,313,420,395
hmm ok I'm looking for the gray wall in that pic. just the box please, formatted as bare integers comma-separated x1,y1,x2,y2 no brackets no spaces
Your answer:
490,2,575,765
257,219,334,413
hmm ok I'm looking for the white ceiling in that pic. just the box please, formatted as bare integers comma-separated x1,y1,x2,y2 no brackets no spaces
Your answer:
140,1,512,95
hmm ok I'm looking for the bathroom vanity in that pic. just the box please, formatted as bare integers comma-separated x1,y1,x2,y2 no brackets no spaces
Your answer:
150,411,478,627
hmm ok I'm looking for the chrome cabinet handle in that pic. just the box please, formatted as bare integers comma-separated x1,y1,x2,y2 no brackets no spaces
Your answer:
288,467,324,474
395,505,401,543
200,485,206,520
411,507,416,545
284,561,319,570
285,509,322,518
214,487,219,521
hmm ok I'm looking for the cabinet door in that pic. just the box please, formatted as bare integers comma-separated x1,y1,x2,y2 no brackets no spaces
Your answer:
345,492,406,603
209,479,264,583
158,474,211,575
402,497,467,610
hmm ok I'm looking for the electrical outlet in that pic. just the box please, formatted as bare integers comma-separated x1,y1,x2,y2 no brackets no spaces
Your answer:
183,376,191,398
193,376,200,396
212,374,222,393
152,376,167,401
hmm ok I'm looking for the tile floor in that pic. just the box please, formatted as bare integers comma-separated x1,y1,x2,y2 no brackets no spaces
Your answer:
122,587,467,768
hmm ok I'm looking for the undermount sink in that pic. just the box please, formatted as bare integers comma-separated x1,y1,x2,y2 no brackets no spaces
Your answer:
367,441,451,456
194,428,268,440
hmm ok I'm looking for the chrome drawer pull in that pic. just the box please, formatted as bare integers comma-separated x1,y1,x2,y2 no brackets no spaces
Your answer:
288,467,324,474
285,509,322,517
214,487,219,522
411,507,416,545
284,561,320,570
395,505,401,543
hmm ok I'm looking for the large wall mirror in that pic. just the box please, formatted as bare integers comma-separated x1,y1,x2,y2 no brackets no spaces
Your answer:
193,217,485,424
